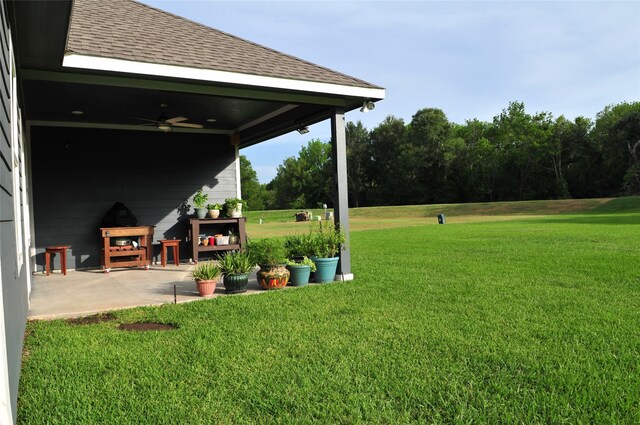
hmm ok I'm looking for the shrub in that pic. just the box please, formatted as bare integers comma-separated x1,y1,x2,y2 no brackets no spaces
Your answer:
284,233,316,258
248,238,287,266
311,221,346,258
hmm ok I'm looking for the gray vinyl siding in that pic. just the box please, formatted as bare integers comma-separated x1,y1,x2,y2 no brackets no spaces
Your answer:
31,126,238,269
1,0,29,421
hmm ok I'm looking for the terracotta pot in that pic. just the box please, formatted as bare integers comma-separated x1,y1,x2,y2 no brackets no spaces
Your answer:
256,265,290,290
195,279,217,297
207,209,220,219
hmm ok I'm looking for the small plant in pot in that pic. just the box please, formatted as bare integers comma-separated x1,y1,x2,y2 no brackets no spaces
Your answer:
284,233,316,262
193,189,209,219
190,260,221,297
228,230,240,245
310,221,347,283
207,203,221,219
248,238,289,290
219,250,254,294
286,256,316,287
224,198,245,218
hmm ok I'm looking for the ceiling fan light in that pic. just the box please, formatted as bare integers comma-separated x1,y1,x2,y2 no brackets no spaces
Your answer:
158,124,172,132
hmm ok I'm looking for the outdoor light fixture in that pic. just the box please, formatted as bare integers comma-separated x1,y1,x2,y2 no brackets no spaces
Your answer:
71,110,84,115
360,100,375,113
297,126,310,134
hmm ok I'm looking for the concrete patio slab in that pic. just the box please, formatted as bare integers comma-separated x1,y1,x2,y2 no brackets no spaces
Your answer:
28,264,266,320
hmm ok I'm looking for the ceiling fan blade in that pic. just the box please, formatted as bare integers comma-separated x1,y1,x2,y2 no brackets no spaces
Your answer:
172,122,204,129
133,117,163,124
166,116,188,124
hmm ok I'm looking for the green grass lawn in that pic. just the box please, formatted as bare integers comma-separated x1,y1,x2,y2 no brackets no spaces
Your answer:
243,197,617,237
18,197,640,423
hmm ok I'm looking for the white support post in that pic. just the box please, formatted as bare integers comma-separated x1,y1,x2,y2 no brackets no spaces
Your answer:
330,107,353,281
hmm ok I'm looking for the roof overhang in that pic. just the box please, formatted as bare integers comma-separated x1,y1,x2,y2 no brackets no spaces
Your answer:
63,54,385,101
9,0,385,148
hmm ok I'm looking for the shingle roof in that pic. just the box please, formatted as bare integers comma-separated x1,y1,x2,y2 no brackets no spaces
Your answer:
66,0,381,90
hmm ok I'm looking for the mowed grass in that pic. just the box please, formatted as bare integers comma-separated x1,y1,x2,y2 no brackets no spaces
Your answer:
244,197,616,237
18,197,640,423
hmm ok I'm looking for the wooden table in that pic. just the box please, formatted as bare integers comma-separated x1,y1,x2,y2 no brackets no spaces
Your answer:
100,226,154,272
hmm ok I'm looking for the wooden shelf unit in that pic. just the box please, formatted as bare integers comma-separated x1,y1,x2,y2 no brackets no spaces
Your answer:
188,217,247,263
100,226,154,271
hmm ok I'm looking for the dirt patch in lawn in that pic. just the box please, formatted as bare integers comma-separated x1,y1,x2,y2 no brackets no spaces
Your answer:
67,313,117,325
118,322,176,331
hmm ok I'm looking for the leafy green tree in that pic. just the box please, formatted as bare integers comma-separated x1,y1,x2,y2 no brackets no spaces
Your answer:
449,119,497,202
489,102,553,200
592,101,640,195
345,121,371,207
239,155,273,211
368,116,408,205
561,116,597,198
614,107,640,194
270,139,332,209
407,108,454,203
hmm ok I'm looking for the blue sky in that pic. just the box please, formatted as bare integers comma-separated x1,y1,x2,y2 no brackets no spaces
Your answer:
142,0,640,183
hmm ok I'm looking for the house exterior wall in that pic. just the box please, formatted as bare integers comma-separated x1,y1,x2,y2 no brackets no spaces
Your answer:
30,126,237,270
0,1,29,422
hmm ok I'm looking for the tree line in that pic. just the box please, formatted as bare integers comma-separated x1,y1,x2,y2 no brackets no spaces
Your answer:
241,101,640,210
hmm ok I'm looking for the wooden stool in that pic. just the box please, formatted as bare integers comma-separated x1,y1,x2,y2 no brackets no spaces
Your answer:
159,239,181,267
45,245,70,276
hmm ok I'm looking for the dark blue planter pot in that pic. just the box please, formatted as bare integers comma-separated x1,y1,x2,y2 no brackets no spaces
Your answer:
287,264,311,287
312,257,339,283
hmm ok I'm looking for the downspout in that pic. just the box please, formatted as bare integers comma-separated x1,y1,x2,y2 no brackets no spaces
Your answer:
234,144,241,199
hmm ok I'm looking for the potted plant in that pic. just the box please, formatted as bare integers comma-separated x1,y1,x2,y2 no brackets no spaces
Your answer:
286,256,316,287
193,189,209,219
284,233,316,262
224,198,245,218
219,250,254,294
248,238,289,289
190,260,221,297
207,203,221,219
310,221,346,283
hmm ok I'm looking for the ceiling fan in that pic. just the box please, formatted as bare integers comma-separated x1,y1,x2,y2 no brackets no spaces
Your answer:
135,103,204,132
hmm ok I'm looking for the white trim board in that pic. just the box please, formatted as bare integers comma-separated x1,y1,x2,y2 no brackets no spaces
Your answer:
63,54,386,100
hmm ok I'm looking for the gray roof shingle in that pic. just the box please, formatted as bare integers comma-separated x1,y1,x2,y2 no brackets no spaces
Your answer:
66,0,381,89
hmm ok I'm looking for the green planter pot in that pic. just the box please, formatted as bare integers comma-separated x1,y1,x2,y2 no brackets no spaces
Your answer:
223,273,249,294
287,264,311,287
195,208,207,219
312,257,339,283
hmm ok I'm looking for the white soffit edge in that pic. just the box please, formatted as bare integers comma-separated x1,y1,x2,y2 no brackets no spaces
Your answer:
63,54,386,100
